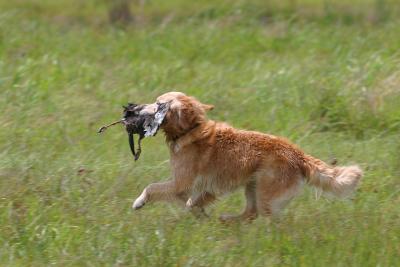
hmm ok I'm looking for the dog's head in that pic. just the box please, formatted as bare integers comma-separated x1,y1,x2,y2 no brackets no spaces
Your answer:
99,92,213,161
138,92,213,140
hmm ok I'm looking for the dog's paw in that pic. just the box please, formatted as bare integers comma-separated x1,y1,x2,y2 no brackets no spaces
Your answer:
132,199,145,210
185,198,194,209
132,191,147,210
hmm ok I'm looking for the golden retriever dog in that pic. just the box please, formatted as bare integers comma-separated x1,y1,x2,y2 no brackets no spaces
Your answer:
132,92,362,222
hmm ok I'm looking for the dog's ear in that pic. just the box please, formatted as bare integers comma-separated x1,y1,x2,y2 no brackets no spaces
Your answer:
143,102,170,137
201,103,214,111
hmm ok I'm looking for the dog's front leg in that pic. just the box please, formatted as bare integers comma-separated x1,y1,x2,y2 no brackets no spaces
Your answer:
186,191,215,217
186,191,204,209
132,180,181,210
186,192,216,218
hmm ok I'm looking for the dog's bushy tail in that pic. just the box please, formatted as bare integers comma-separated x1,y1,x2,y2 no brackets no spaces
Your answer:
302,155,362,197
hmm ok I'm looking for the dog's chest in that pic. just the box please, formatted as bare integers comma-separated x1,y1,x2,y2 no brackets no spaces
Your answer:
169,148,200,175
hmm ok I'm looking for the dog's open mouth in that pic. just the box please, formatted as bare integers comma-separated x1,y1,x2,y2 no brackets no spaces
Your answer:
98,102,169,161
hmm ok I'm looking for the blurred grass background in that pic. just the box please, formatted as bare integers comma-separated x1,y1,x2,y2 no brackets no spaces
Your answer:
0,0,400,266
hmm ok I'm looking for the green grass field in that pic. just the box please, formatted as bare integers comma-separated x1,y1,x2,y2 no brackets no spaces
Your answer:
1,0,400,266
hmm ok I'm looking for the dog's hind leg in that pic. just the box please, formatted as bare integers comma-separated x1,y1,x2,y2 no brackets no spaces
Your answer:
219,180,258,223
255,174,302,218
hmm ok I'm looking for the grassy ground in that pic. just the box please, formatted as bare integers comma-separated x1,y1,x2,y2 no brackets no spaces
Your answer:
1,0,400,266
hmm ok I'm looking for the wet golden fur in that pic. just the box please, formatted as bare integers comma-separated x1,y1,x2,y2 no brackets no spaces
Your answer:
132,92,362,221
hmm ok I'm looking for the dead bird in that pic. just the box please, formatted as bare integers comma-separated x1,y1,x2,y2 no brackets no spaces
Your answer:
98,102,170,161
